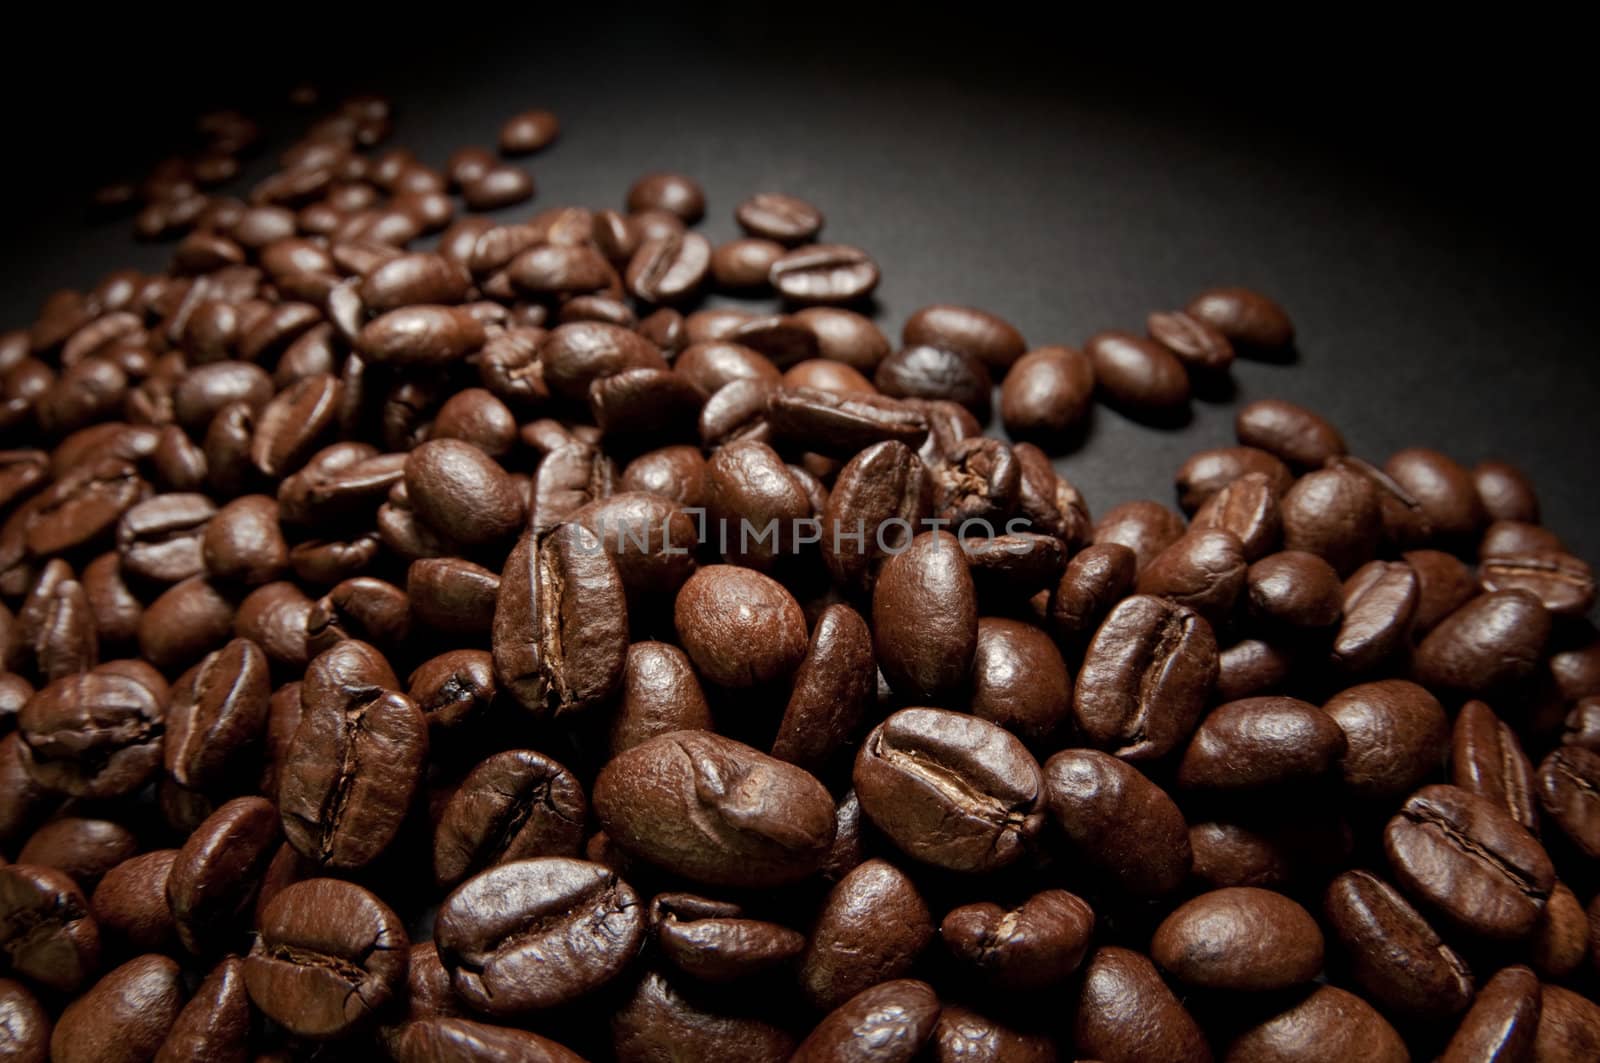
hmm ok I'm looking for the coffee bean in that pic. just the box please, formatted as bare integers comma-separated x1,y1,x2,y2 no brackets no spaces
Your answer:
711,238,785,290
1532,880,1589,979
648,894,804,985
1227,985,1407,1063
903,304,1026,373
941,889,1093,991
1323,869,1474,1019
1047,542,1136,648
1186,287,1295,351
357,306,485,369
1190,472,1281,561
1153,887,1323,992
0,864,99,992
1074,594,1217,761
1073,947,1210,1063
1451,698,1539,833
855,707,1045,873
49,953,184,1063
1235,398,1344,467
1325,679,1447,803
499,109,559,154
1473,459,1541,524
969,617,1071,743
539,321,668,402
1383,447,1483,542
1279,465,1382,575
594,730,835,886
769,244,879,305
1439,964,1540,1063
1087,331,1189,417
432,750,585,889
1404,547,1478,638
531,442,618,537
1042,748,1191,895
626,173,705,223
305,576,411,656
249,374,340,478
1137,529,1247,627
1384,783,1555,940
873,532,977,699
772,603,875,771
16,817,137,892
1147,309,1234,372
1178,696,1347,791
26,459,146,558
792,980,939,1063
1534,985,1600,1062
1538,746,1600,859
18,670,165,798
611,968,796,1062
1246,549,1341,630
244,878,407,1039
404,439,524,548
0,977,48,1062
166,796,280,954
199,495,286,585
1414,589,1552,696
1479,551,1595,616
792,307,890,371
154,955,250,1063
1092,499,1187,574
164,637,270,792
627,232,711,305
674,565,807,688
931,437,1018,525
1331,559,1418,673
90,850,178,954
769,386,929,458
820,441,931,591
735,193,824,244
800,858,931,1010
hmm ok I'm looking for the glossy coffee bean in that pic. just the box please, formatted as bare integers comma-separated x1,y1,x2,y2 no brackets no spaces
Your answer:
1384,447,1484,542
1175,445,1294,513
1235,398,1343,467
1137,529,1247,627
1147,309,1234,372
873,532,977,699
90,850,178,954
18,670,165,798
154,955,251,1063
1480,550,1596,616
0,864,100,992
791,980,939,1063
969,617,1072,743
1538,745,1600,859
1043,748,1190,895
166,796,281,954
931,1004,1056,1063
769,244,879,305
116,494,215,584
594,730,835,887
1152,887,1323,992
0,977,48,1063
1073,947,1209,1063
1179,696,1346,791
1190,472,1282,560
1323,869,1473,1020
1186,286,1295,351
649,893,804,984
772,603,875,771
1534,984,1600,1061
855,707,1045,872
1227,986,1407,1063
874,345,991,419
49,954,184,1063
674,565,806,688
1438,964,1540,1063
16,818,137,892
800,858,931,1010
1279,465,1381,575
432,750,585,889
1092,499,1187,574
1325,679,1447,803
792,307,890,371
1414,589,1552,696
1451,698,1539,833
902,304,1025,373
1473,459,1540,524
999,345,1094,444
941,889,1093,991
1047,542,1137,647
735,193,824,244
1087,331,1189,417
164,637,270,792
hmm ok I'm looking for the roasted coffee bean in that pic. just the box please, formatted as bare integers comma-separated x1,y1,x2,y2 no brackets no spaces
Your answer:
1323,869,1474,1020
793,307,890,371
941,889,1093,991
968,617,1072,743
1384,447,1483,542
1235,398,1343,467
1324,679,1447,803
1153,887,1323,992
1564,697,1600,751
249,374,340,478
1246,549,1341,630
1332,559,1418,672
674,565,806,688
16,817,137,892
784,357,875,393
407,649,495,733
1137,529,1246,627
821,441,932,591
199,494,286,586
18,670,165,798
626,233,711,304
1452,698,1539,833
1404,547,1478,637
699,378,774,446
1473,459,1540,524
930,436,1018,525
1480,550,1595,616
962,531,1066,596
627,172,705,222
735,193,824,244
1073,947,1210,1063
1279,464,1382,575
532,442,617,537
1147,309,1234,372
1186,287,1295,351
462,164,534,209
164,638,269,791
903,304,1026,373
1538,745,1600,859
25,459,146,558
1048,541,1137,646
1176,446,1295,514
705,439,812,569
1439,964,1540,1063
244,878,407,1039
407,557,499,635
0,977,48,1062
360,252,471,312
1227,986,1407,1063
855,707,1045,873
357,306,485,368
873,532,978,699
155,955,251,1063
711,237,785,289
49,953,184,1063
498,108,559,154
29,578,97,682
874,341,995,420
1074,594,1217,761
1178,697,1347,791
1092,499,1186,573
90,850,178,954
594,731,834,886
652,893,805,983
1532,881,1589,978
621,445,707,508
278,641,426,869
1087,331,1189,417
609,642,712,756
1414,589,1552,696
0,864,99,992
1482,522,1564,561
769,244,879,305
800,858,932,1010
1535,984,1600,1061
404,439,523,549
610,967,795,1062
772,604,875,771
305,576,412,656
167,797,281,954
1190,471,1281,560
433,751,586,889
1384,784,1555,940
539,321,668,402
115,494,215,584
1187,819,1293,890
791,980,939,1063
768,387,929,458
1044,749,1191,896
676,341,780,394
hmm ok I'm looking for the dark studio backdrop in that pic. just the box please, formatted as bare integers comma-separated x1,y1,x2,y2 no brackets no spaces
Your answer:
2,10,1595,564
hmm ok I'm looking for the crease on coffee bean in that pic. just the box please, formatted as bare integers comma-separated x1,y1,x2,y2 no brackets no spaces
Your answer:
872,737,1030,833
1402,805,1549,900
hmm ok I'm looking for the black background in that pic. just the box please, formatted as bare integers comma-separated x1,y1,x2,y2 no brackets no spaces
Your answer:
4,11,1595,564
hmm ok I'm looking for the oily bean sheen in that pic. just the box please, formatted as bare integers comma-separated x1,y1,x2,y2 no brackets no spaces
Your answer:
1186,287,1296,350
1326,679,1448,802
1044,749,1191,896
1175,446,1294,513
736,193,824,244
1227,986,1407,1063
18,671,165,798
800,858,932,1010
1074,947,1210,1063
1000,345,1095,443
1073,594,1218,761
1087,331,1189,416
1452,698,1539,832
434,858,643,1014
902,304,1026,373
0,864,101,992
769,244,879,304
1137,529,1247,627
940,889,1093,991
772,603,876,771
651,893,805,982
1191,472,1281,561
1414,588,1552,695
593,730,836,886
872,532,977,699
1384,784,1556,940
155,955,252,1063
1538,745,1600,859
854,708,1046,873
1235,398,1344,467
1152,887,1324,992
1439,964,1541,1063
49,954,184,1063
1322,869,1474,1020
1177,697,1347,791
432,750,586,889
674,565,807,688
791,980,940,1063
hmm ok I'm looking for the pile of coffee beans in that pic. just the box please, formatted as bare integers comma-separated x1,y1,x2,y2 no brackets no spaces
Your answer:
2,90,1598,1062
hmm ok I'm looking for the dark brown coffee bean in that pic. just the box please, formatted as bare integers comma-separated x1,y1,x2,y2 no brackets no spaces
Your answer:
1480,551,1595,616
199,494,287,586
608,642,711,756
1279,465,1382,575
406,649,495,734
627,173,705,222
1564,697,1600,751
1480,520,1565,558
1532,881,1589,979
1227,986,1407,1063
1236,398,1344,467
305,576,411,656
499,109,559,154
676,341,780,395
115,494,214,584
0,977,48,1063
594,731,835,886
406,557,499,635
1073,947,1210,1063
1190,471,1281,561
703,439,812,570
1401,548,1476,640
433,751,586,890
278,641,426,869
90,850,178,954
1179,697,1346,791
1074,594,1217,761
1147,309,1234,372
539,322,668,403
769,244,879,305
1186,287,1295,351
1323,869,1474,1020
768,387,929,459
1175,446,1296,514
1473,459,1541,524
903,304,1026,373
1414,589,1552,696
1534,984,1600,1062
873,532,977,699
941,889,1093,991
626,233,711,305
1047,542,1137,647
1439,964,1540,1063
610,968,795,1061
930,437,1018,526
1538,746,1600,859
1087,331,1189,416
791,979,939,1063
651,893,805,984
930,1004,1059,1063
49,954,184,1063
164,638,269,792
531,442,617,537
874,344,992,419
359,252,471,312
172,362,271,434
1331,559,1419,672
245,878,407,1038
1450,698,1539,833
404,439,524,548
1245,549,1341,630
711,238,785,289
167,796,281,954
783,357,875,393
1385,783,1555,940
16,817,137,892
18,670,165,798
1153,887,1322,992
792,307,890,371
800,858,931,1010
1092,499,1186,574
25,459,146,559
969,617,1072,743
1321,679,1447,803
1137,529,1246,627
854,707,1045,873
1187,819,1294,890
0,864,99,992
962,531,1066,597
154,955,250,1063
357,306,485,369
249,374,340,479
673,564,807,688
820,441,932,591
772,603,875,771
1382,447,1483,543
735,193,824,244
